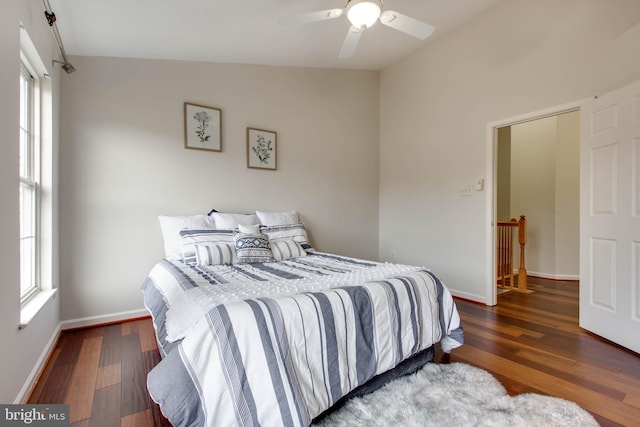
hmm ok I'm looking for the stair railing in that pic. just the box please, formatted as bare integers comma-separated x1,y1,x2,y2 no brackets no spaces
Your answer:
496,215,528,292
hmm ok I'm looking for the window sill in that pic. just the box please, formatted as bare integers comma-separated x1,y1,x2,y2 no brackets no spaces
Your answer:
19,289,58,329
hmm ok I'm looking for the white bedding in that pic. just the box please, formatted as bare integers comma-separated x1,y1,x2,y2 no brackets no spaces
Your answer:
166,262,424,342
144,252,464,426
174,268,461,426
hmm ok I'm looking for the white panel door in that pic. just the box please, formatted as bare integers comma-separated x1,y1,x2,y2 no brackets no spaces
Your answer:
580,80,640,353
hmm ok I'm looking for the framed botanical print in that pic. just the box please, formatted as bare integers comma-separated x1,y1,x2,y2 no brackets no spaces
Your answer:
184,102,222,151
247,127,277,170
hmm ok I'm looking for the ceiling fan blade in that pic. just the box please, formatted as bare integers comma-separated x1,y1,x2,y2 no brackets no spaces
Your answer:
339,26,363,59
280,8,344,25
379,10,435,40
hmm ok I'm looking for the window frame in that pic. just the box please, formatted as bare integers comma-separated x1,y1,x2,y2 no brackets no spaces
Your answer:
19,55,42,305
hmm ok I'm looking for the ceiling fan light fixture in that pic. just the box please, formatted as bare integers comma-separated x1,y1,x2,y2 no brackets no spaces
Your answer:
346,0,381,29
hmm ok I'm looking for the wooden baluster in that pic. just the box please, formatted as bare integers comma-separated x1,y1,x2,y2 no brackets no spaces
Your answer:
496,222,501,288
496,225,502,287
508,225,514,289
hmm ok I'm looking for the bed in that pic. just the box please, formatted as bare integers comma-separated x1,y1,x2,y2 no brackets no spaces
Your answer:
142,213,464,426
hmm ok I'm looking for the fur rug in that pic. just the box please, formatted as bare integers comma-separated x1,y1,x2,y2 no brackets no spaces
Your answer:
314,363,599,426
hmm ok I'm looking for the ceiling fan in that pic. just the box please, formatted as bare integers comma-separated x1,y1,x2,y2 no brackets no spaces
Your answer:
284,0,435,59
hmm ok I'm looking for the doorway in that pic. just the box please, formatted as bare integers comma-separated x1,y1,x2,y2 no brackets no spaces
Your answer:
485,100,587,306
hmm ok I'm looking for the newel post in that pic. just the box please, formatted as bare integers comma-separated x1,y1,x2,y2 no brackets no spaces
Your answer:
517,215,528,291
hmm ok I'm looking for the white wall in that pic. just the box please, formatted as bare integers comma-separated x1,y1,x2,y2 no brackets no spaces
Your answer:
555,112,580,277
496,126,511,221
379,0,640,301
510,112,580,279
0,0,61,403
511,117,558,277
58,57,380,321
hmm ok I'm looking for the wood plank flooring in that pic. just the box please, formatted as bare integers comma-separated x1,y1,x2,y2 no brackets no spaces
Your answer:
434,277,640,427
27,318,171,427
28,277,639,426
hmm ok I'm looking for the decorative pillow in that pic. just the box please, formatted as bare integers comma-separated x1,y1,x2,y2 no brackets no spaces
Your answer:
238,223,260,234
262,223,313,252
255,210,299,226
210,212,259,229
194,242,236,266
179,228,235,265
234,232,274,264
270,239,308,261
158,214,216,260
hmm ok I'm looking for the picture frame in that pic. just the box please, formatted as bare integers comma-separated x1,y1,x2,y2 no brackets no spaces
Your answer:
184,102,222,151
247,127,277,170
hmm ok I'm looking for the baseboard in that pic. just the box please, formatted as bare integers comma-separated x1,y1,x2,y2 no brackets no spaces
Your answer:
15,323,62,404
526,271,579,281
449,289,486,304
59,308,150,330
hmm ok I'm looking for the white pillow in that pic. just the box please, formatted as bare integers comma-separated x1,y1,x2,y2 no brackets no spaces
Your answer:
255,210,299,226
210,212,259,229
238,223,260,234
158,214,216,260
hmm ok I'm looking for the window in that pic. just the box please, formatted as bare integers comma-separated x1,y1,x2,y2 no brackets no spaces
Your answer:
19,59,40,303
18,26,55,327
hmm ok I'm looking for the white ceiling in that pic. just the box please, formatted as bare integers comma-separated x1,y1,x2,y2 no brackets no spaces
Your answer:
49,0,506,70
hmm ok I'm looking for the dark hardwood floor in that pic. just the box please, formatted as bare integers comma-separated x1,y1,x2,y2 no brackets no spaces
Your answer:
434,277,640,427
27,318,171,427
28,277,639,426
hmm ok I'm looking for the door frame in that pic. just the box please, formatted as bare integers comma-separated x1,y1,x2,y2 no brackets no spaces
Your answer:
484,98,591,306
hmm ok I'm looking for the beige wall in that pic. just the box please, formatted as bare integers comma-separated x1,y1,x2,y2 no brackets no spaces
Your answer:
0,0,61,403
510,112,580,279
555,112,580,278
58,57,380,321
496,126,511,221
511,117,558,277
379,0,640,301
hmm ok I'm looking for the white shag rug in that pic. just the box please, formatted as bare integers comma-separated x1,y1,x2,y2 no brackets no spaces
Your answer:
314,363,599,427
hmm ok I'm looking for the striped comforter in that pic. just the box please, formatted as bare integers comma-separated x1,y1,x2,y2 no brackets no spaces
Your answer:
144,253,463,426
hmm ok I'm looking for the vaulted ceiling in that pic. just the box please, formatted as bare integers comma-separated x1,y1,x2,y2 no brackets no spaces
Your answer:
49,0,506,70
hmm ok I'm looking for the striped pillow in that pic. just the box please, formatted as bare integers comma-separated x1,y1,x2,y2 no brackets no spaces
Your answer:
195,242,236,266
262,223,313,252
234,232,274,264
180,228,235,265
270,239,307,261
